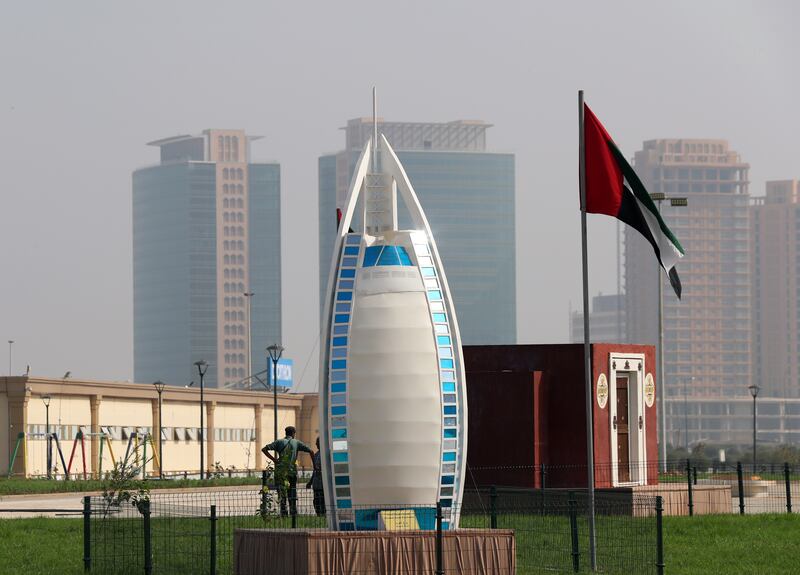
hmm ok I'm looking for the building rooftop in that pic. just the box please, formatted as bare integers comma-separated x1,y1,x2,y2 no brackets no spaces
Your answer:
639,139,748,167
145,130,263,164
344,118,492,152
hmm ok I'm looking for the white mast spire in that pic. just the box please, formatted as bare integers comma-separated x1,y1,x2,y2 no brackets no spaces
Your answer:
372,86,378,170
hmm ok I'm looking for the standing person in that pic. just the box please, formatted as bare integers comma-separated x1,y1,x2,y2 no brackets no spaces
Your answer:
262,426,313,516
306,437,326,516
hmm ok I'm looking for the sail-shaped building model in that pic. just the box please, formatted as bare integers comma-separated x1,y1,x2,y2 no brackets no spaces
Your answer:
319,129,467,531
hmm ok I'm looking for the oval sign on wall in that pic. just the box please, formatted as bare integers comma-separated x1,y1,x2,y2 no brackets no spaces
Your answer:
644,373,655,408
596,373,609,409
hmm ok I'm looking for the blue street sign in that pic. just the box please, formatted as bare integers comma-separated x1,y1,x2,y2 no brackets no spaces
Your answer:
268,358,293,389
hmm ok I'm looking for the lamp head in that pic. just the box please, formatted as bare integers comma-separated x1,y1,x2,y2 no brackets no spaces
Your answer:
153,380,166,393
42,394,51,407
267,343,284,362
194,360,208,376
748,384,760,399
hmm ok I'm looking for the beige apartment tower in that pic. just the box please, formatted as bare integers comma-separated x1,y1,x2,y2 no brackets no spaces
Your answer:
752,180,800,400
625,139,752,445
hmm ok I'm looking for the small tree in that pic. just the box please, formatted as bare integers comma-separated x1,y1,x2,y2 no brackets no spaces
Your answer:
257,463,277,523
101,461,151,517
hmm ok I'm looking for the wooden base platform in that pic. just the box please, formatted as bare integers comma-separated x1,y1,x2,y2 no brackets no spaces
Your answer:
628,483,732,515
234,528,515,575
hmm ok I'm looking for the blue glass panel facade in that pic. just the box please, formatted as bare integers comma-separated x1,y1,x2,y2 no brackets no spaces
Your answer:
363,246,381,267
134,163,216,387
248,163,282,380
377,246,402,266
318,155,338,321
363,245,415,267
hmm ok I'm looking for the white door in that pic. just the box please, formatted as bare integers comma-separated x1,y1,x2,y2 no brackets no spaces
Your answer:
609,354,647,486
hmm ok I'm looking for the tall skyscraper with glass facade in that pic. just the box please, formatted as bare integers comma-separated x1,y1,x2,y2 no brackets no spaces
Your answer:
625,139,751,444
133,130,281,388
319,119,516,345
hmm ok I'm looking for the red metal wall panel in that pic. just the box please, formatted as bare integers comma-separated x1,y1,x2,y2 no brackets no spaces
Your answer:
464,370,537,488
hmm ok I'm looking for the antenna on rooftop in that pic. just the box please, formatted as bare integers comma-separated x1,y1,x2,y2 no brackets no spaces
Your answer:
372,86,378,170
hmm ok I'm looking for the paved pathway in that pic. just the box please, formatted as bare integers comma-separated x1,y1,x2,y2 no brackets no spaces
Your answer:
0,485,316,519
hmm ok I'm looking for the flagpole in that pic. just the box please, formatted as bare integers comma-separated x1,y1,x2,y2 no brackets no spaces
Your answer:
578,89,598,571
657,200,666,473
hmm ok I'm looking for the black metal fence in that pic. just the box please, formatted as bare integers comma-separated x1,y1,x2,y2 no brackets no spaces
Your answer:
471,459,796,517
656,460,796,516
83,485,662,574
77,457,798,573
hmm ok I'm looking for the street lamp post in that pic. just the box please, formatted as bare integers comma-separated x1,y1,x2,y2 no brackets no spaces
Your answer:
683,378,689,452
194,361,208,479
244,292,254,389
266,344,284,448
152,381,166,478
650,193,687,470
8,340,14,376
42,395,51,480
748,384,760,473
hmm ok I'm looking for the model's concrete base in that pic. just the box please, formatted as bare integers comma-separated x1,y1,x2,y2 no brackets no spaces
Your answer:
633,484,732,515
475,485,732,517
234,528,516,575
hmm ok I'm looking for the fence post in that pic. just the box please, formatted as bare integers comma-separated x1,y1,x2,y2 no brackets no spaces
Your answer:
210,504,217,575
568,491,580,573
785,462,792,514
540,463,547,515
655,496,664,575
83,496,91,572
686,459,694,517
260,470,268,518
692,466,698,486
737,461,745,515
291,489,297,530
435,501,444,575
489,485,497,529
143,500,152,575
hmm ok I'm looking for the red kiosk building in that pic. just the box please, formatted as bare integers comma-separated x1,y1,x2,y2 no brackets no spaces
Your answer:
464,343,658,489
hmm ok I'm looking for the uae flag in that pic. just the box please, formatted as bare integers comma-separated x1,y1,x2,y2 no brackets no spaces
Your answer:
583,103,685,298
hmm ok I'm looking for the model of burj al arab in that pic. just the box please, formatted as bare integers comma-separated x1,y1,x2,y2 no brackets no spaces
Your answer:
319,114,467,531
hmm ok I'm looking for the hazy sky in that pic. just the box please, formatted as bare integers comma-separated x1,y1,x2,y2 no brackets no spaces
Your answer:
1,1,798,391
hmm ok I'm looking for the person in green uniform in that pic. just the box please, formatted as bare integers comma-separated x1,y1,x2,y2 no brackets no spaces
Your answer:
262,426,313,516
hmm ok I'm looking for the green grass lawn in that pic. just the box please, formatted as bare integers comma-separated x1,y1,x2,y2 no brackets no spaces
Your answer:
0,476,262,496
0,513,798,574
664,514,800,575
0,517,84,575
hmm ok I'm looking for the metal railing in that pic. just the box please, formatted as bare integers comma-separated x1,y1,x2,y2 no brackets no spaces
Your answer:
82,485,662,574
466,459,797,517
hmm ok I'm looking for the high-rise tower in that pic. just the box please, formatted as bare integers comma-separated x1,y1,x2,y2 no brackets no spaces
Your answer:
133,130,281,388
319,119,516,345
625,139,751,445
752,180,800,400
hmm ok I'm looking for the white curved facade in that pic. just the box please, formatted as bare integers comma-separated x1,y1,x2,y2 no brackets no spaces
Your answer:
319,136,467,531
